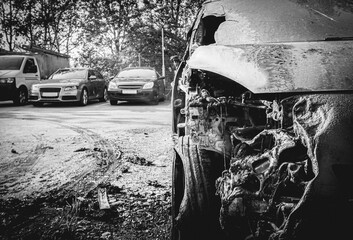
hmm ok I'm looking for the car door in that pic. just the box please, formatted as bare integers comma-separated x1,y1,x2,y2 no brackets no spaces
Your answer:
87,70,97,99
22,57,40,88
155,71,165,96
94,70,105,98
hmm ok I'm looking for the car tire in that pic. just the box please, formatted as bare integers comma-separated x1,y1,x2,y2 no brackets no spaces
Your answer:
171,136,226,240
171,150,183,240
99,88,108,102
32,102,44,107
110,100,118,105
150,93,159,105
160,87,166,102
151,99,159,105
79,88,88,106
13,87,28,106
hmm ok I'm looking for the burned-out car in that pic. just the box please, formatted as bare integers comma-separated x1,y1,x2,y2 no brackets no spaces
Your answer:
171,0,353,240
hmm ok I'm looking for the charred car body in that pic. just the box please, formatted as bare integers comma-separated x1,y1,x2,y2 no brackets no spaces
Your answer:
171,0,353,239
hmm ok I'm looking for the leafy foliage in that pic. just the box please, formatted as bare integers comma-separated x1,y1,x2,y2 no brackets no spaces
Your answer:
0,0,205,77
0,0,78,52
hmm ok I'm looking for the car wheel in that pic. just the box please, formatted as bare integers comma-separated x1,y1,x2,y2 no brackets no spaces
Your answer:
13,87,28,106
151,99,159,105
99,88,108,102
110,100,118,105
79,88,88,106
150,93,159,105
171,136,226,240
32,102,44,107
160,87,166,102
171,150,184,240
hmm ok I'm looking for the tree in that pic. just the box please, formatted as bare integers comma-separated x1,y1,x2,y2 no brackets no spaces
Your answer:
24,0,77,52
127,0,204,81
0,0,24,51
0,0,204,76
0,0,78,53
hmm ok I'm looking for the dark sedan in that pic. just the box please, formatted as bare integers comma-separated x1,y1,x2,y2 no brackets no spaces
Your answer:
107,67,165,105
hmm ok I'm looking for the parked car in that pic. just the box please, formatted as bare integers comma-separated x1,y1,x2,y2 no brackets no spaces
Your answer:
29,67,108,106
0,46,69,105
107,67,165,105
171,0,353,240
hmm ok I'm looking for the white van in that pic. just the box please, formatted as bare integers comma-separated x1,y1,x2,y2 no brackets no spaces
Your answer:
0,47,69,105
0,55,41,105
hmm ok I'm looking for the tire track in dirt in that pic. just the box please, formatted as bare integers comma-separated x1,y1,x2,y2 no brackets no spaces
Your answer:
56,123,123,196
0,136,54,195
0,117,123,198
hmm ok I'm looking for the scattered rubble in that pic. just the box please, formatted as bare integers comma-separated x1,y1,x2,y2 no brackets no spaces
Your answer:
74,147,90,152
147,180,165,188
10,149,18,154
0,184,171,240
0,125,173,239
124,154,154,166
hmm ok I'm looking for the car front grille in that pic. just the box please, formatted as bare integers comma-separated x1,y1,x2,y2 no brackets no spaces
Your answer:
29,96,38,100
40,88,61,98
40,88,61,93
62,96,77,100
119,85,142,89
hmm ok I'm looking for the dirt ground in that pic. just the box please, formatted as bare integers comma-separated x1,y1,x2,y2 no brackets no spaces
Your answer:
0,119,173,240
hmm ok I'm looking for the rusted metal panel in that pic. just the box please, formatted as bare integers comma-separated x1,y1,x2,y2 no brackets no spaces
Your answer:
188,41,353,93
202,0,353,44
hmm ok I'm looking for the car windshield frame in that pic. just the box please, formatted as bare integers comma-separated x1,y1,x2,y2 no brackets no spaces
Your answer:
196,0,353,45
49,69,87,80
0,56,24,70
115,69,157,81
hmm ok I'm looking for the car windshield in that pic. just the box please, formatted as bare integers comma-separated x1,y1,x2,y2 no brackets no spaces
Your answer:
202,0,353,44
50,69,87,79
0,56,24,70
116,69,157,81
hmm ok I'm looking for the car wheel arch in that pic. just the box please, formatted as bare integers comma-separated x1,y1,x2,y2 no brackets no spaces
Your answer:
13,85,29,105
99,87,108,102
18,85,28,94
171,136,227,240
79,87,89,106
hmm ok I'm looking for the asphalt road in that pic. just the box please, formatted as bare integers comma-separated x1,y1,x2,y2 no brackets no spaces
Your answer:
0,100,172,131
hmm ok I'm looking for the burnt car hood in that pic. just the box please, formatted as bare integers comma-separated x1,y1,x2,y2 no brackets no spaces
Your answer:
187,41,353,93
201,0,353,45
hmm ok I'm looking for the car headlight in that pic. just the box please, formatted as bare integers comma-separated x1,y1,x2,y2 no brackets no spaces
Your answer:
143,82,154,89
63,86,77,91
108,81,119,91
31,85,40,92
0,77,15,84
